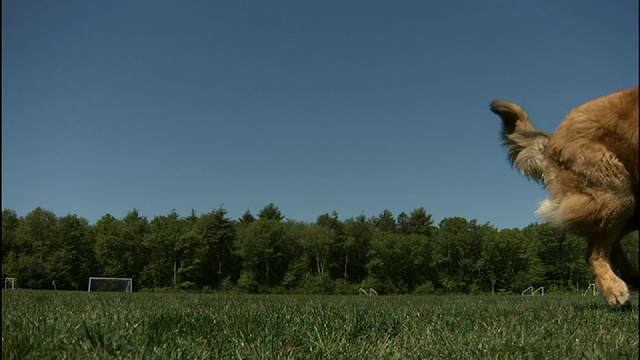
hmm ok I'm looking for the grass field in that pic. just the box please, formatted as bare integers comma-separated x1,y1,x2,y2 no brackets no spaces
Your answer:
2,290,638,359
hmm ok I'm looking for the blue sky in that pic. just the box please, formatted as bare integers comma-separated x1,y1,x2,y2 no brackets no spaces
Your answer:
2,1,638,229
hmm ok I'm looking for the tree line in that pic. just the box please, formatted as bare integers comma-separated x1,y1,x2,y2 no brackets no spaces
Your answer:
2,204,638,295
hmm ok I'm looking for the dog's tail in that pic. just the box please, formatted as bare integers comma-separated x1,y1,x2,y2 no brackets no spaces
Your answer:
489,100,552,182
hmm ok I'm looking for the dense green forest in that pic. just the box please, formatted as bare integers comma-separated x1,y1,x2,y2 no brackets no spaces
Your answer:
2,205,638,294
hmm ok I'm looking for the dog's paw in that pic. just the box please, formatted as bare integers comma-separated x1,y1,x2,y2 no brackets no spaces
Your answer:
603,285,630,308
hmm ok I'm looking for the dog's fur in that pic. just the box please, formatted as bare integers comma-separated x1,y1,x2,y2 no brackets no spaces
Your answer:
490,87,639,308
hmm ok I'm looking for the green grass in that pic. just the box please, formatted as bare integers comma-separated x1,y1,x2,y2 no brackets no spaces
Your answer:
2,290,638,359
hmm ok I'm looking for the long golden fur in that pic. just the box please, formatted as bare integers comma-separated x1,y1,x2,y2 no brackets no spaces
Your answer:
490,87,639,308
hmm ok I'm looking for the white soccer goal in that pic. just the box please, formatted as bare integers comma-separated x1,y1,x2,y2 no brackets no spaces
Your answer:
533,286,544,296
359,288,378,295
522,286,544,296
88,277,133,292
4,277,16,289
582,283,599,296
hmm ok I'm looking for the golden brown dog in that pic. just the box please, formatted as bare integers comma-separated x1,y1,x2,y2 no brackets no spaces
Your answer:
490,87,639,308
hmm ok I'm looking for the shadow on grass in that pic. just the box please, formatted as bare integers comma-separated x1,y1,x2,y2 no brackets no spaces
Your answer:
570,301,639,313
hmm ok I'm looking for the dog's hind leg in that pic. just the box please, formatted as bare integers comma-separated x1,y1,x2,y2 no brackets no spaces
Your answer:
589,232,631,308
610,238,640,289
542,130,636,307
541,180,635,307
540,190,634,307
581,191,635,308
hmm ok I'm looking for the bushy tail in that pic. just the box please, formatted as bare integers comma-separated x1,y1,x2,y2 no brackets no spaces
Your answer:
489,100,552,182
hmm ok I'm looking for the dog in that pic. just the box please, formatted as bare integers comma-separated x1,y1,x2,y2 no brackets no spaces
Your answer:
489,87,639,308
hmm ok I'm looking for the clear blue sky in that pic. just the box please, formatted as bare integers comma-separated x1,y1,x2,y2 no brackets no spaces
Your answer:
2,1,638,229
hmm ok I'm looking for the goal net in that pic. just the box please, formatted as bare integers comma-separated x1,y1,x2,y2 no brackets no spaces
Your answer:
88,277,133,292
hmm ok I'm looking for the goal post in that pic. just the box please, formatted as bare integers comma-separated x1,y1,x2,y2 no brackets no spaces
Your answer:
88,277,133,292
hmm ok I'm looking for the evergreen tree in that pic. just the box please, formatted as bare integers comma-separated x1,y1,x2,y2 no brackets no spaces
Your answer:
140,210,184,289
343,214,373,283
200,206,237,288
238,209,256,224
374,209,397,233
406,207,436,237
54,214,95,290
258,203,284,221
